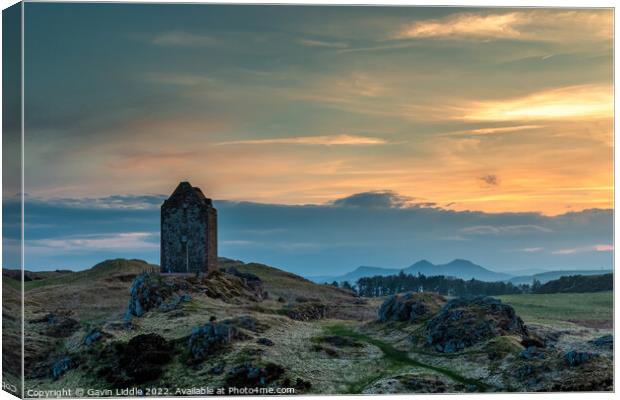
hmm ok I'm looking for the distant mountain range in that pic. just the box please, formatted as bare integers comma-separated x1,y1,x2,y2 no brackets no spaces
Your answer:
403,259,511,281
308,259,611,285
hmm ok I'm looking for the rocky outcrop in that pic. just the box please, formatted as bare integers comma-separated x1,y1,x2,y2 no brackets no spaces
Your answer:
159,294,192,312
125,271,266,323
201,270,265,302
125,273,186,319
257,338,274,346
425,296,527,353
226,267,265,298
82,328,104,346
187,322,242,363
378,292,446,323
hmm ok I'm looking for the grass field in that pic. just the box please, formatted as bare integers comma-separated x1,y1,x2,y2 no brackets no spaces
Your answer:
498,291,613,327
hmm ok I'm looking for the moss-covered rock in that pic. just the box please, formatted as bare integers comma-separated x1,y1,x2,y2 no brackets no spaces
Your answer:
425,296,527,353
378,292,446,323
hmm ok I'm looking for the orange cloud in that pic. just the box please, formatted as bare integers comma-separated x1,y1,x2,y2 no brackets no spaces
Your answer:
444,124,544,136
552,244,614,255
395,10,612,42
460,85,613,122
397,12,523,39
216,134,388,146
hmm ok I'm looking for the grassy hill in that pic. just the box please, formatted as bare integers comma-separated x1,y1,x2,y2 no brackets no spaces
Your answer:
5,258,613,395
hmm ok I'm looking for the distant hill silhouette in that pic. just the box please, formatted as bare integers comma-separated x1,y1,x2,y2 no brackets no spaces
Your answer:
309,259,510,283
308,259,611,285
509,269,613,285
403,259,511,282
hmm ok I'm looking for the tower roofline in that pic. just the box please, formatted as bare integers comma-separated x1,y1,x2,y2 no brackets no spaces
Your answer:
163,181,213,208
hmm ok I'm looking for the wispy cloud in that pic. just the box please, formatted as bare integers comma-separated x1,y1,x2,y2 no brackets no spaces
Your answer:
299,38,349,48
395,11,612,42
460,85,612,122
461,225,552,235
519,247,544,253
461,125,543,136
152,31,217,47
216,134,388,146
396,12,524,40
552,244,613,255
25,194,166,210
31,232,158,251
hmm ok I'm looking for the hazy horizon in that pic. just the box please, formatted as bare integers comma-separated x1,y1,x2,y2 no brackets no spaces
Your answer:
3,188,612,274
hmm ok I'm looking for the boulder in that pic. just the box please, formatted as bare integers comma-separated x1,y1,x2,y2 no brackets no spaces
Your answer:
564,350,598,367
125,273,175,319
257,338,274,346
425,296,527,353
51,356,76,380
82,328,104,346
520,346,545,360
378,292,446,323
225,362,285,388
187,322,241,363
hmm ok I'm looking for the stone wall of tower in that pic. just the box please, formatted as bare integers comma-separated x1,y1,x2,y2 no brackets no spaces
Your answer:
160,182,217,274
205,208,218,271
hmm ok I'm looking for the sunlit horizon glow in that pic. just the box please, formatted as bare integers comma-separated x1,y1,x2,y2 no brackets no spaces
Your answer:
23,6,613,217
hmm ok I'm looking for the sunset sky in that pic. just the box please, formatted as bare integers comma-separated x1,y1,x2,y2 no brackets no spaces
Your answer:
23,4,613,215
8,4,614,272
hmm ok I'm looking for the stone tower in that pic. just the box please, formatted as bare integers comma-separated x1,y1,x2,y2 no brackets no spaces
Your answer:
161,181,217,274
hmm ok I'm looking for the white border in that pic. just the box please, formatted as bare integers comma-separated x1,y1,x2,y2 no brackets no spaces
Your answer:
0,2,616,400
